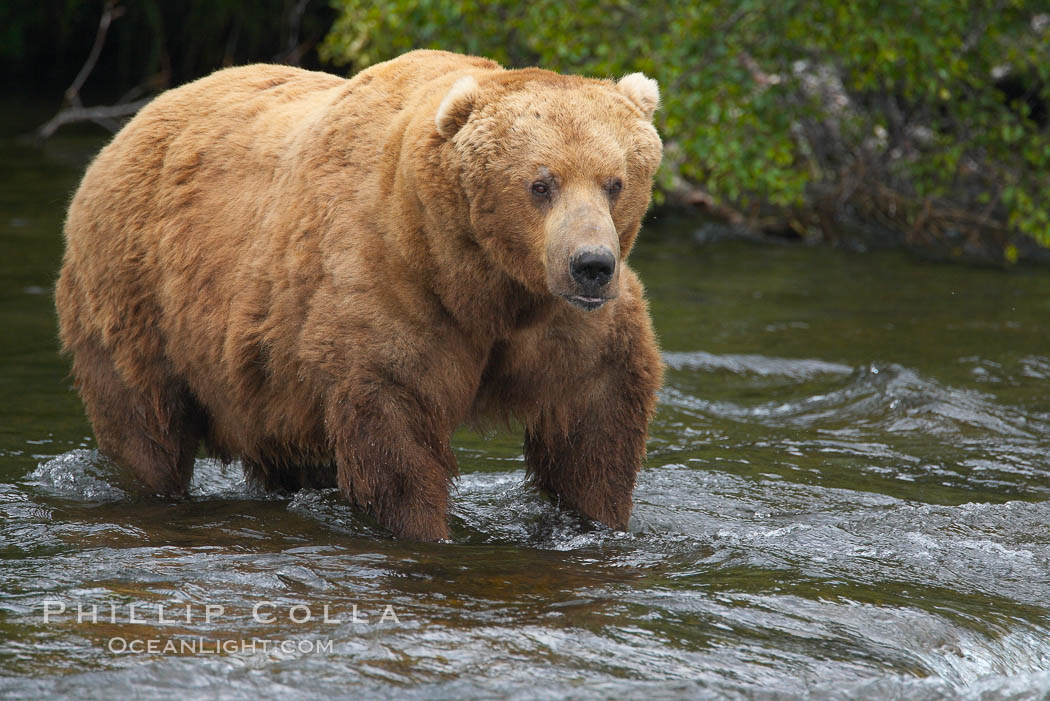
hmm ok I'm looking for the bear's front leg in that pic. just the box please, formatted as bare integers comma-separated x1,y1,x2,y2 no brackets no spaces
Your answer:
523,296,663,530
327,384,458,541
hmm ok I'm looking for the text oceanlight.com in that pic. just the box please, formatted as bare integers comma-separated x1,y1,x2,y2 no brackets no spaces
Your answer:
108,637,335,655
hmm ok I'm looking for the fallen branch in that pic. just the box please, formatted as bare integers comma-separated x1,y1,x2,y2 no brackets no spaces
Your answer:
37,98,153,139
36,0,154,139
672,185,746,226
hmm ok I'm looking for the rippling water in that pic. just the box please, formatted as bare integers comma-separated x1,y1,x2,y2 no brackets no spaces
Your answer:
2,129,1050,700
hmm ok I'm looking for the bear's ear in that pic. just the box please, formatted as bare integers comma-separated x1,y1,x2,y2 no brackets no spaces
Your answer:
616,73,660,121
435,75,480,139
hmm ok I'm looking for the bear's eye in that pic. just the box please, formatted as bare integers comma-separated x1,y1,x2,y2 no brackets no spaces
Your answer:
604,178,624,196
531,181,550,197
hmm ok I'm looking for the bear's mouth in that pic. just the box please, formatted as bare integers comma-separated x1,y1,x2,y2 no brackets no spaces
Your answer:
563,294,608,311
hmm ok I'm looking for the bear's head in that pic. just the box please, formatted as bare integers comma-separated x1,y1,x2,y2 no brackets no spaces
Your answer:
435,69,662,311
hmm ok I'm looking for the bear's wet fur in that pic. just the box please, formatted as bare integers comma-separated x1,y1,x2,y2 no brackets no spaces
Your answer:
56,50,664,540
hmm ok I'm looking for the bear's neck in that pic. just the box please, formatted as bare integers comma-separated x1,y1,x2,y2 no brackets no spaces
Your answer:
429,256,558,341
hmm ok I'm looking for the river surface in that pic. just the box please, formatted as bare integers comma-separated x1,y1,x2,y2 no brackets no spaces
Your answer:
2,126,1050,700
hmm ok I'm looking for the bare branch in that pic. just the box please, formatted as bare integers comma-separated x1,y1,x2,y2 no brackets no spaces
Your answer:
65,1,125,108
35,1,159,139
37,98,152,139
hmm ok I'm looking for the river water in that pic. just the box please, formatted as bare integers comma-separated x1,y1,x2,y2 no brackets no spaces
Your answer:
2,127,1050,700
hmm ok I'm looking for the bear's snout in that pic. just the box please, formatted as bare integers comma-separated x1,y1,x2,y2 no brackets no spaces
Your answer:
558,245,617,311
544,200,621,311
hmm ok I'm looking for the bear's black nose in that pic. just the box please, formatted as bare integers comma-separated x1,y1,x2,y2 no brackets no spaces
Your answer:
570,247,616,287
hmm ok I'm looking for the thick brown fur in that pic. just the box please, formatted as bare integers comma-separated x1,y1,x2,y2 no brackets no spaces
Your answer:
56,50,664,541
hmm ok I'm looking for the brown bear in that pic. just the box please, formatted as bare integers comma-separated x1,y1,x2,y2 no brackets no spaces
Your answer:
55,50,664,540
